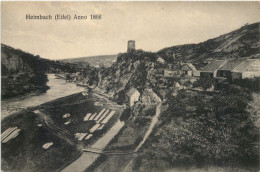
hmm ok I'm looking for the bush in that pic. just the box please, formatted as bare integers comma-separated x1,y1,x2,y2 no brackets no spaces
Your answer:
134,88,259,171
193,76,214,90
231,77,260,92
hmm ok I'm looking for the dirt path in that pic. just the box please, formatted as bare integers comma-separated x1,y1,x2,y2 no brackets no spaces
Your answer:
123,102,162,172
61,120,125,172
135,102,162,152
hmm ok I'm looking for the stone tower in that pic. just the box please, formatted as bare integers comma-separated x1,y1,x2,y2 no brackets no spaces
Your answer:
127,40,135,53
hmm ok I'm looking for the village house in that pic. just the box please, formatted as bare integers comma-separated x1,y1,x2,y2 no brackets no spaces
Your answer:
127,88,141,107
216,58,245,78
231,59,260,80
200,60,227,78
181,63,200,77
163,63,199,77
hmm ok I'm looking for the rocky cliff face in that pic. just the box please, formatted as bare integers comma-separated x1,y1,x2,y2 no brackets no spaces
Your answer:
2,51,31,73
1,44,49,99
96,51,157,99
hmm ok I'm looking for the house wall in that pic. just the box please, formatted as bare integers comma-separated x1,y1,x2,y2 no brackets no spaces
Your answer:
129,92,140,106
213,71,218,78
242,71,260,79
182,64,200,77
231,72,242,80
217,70,232,79
182,65,192,76
185,71,192,76
193,70,200,77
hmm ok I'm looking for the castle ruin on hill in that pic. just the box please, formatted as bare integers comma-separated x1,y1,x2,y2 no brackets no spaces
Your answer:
127,40,135,53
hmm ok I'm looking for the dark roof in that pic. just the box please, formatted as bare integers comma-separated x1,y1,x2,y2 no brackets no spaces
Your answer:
232,59,259,72
219,58,245,70
127,88,139,97
202,60,227,72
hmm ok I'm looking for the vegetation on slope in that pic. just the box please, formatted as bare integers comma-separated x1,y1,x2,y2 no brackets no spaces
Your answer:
1,44,49,99
133,84,259,171
157,22,260,68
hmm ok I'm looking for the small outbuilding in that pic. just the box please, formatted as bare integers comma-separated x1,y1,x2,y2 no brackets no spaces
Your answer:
127,88,140,107
181,63,200,77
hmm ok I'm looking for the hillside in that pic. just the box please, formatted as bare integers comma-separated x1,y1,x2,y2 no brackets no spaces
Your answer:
157,22,260,68
87,22,260,172
1,44,96,99
61,54,118,68
85,22,260,101
1,44,50,99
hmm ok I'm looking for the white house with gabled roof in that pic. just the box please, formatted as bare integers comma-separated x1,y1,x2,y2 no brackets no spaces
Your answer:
127,88,140,107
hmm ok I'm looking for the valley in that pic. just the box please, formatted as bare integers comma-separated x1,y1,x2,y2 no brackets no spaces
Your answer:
1,22,260,172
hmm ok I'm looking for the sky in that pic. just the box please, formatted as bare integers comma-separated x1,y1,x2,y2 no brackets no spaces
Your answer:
1,1,260,60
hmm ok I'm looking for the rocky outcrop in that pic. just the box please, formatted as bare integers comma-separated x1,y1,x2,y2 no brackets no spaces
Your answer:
94,51,158,102
1,51,31,73
140,88,161,104
1,44,49,99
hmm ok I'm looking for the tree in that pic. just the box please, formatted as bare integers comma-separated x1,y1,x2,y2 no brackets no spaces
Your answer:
193,76,214,90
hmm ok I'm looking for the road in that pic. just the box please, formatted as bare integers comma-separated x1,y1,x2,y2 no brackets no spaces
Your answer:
123,102,162,172
62,120,125,172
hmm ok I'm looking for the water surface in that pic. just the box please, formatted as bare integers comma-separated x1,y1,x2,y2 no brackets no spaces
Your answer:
1,74,86,119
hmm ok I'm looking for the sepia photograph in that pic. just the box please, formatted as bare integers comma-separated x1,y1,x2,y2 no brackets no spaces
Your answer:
1,1,260,172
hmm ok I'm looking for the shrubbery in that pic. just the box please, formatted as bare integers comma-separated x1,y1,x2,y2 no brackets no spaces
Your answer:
231,77,260,92
134,85,259,171
193,75,215,90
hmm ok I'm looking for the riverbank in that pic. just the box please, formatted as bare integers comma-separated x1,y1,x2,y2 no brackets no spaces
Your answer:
1,74,87,119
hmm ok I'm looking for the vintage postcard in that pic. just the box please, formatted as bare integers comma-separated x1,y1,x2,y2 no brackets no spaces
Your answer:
1,1,260,172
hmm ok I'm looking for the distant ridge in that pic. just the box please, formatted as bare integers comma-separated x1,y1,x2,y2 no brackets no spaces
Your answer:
60,54,118,68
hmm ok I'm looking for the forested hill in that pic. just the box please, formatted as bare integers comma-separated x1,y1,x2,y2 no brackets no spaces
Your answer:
1,44,50,99
157,22,260,68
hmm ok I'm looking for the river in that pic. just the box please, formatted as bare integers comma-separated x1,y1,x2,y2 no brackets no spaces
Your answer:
1,74,87,119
